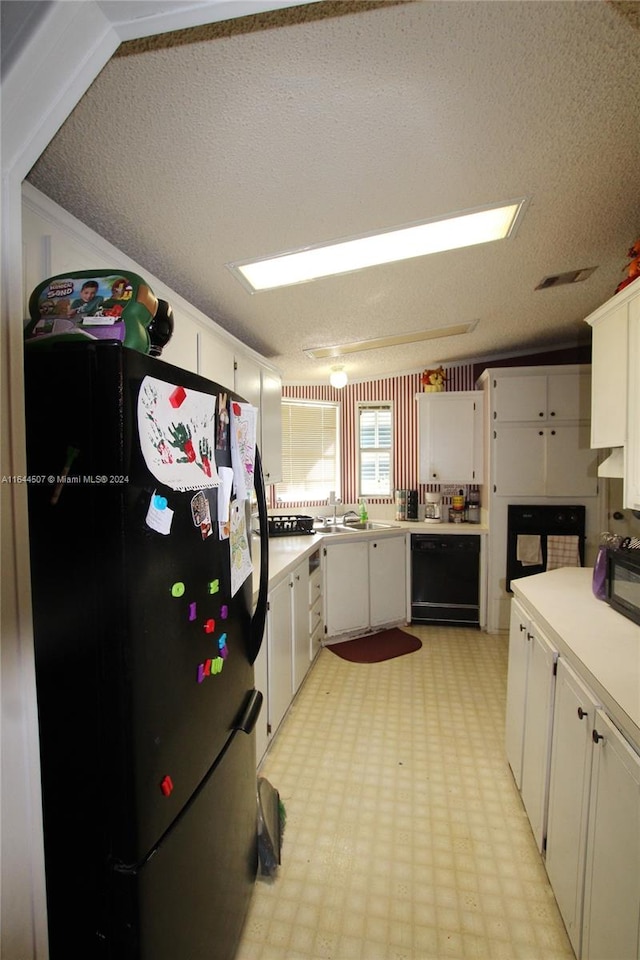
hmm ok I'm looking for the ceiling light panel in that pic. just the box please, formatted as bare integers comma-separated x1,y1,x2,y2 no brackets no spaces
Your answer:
304,321,479,360
228,199,527,292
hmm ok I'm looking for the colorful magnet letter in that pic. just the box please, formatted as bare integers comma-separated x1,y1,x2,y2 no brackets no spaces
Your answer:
208,579,220,595
218,633,228,659
160,775,174,797
169,386,187,408
220,604,229,620
197,663,205,684
188,602,197,621
211,656,224,675
204,618,215,634
171,582,185,598
153,494,168,510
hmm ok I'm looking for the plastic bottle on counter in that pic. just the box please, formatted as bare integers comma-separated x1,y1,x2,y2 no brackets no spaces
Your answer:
359,498,368,522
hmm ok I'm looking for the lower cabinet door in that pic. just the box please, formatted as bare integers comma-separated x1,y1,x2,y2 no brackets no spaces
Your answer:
369,536,406,628
582,709,640,960
324,541,369,637
520,626,557,852
545,659,599,957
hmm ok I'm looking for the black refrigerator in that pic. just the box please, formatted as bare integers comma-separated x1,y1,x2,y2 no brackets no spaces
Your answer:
23,340,269,960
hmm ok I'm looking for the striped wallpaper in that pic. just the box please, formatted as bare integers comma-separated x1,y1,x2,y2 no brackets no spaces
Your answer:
270,362,477,510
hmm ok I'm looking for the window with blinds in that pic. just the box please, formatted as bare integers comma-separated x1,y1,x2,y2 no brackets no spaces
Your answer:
358,402,393,496
278,400,340,501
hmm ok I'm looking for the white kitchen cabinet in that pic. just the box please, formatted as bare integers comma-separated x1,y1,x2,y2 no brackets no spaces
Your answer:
505,599,531,789
198,331,235,389
520,625,558,852
585,277,640,505
493,371,591,423
291,560,310,695
582,709,640,960
545,658,600,957
505,598,559,852
369,536,407,627
266,577,293,738
259,367,282,484
234,355,282,485
493,422,599,497
625,293,640,510
588,300,628,450
160,306,199,374
323,540,370,637
309,549,323,662
417,391,483,484
478,364,600,634
324,533,407,639
234,353,262,407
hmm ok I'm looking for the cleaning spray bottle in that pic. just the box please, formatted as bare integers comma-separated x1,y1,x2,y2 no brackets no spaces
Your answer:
359,497,368,522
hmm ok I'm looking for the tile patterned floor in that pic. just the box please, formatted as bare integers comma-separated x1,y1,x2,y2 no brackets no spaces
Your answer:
238,626,574,960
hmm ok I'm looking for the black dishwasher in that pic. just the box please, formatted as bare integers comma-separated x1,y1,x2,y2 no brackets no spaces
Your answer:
411,534,480,626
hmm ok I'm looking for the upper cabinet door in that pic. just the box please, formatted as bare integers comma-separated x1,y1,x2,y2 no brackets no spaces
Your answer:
493,376,547,421
198,333,235,391
493,372,590,423
260,369,282,485
418,392,483,484
547,372,591,422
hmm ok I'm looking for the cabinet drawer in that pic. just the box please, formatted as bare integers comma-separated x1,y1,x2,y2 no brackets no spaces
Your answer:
309,568,322,606
309,594,323,635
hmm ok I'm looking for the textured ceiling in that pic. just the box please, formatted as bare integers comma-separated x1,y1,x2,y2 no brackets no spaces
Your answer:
27,0,640,383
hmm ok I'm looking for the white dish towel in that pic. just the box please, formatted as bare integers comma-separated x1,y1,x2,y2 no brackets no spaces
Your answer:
517,534,542,566
546,535,581,571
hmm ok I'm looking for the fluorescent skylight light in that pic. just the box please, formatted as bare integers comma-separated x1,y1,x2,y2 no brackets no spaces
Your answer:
228,199,526,292
304,320,479,360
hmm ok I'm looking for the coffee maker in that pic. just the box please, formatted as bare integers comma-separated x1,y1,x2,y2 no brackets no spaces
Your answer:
424,492,442,522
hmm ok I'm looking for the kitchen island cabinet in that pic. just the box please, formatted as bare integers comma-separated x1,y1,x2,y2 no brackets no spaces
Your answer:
510,569,640,960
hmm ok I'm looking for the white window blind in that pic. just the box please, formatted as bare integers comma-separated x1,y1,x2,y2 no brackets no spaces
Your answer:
278,400,340,501
358,403,393,496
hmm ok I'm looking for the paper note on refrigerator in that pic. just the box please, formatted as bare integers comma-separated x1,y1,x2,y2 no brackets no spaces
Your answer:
217,467,234,540
137,376,221,491
230,402,257,501
230,499,252,597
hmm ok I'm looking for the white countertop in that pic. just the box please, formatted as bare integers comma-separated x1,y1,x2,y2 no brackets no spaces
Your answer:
258,519,488,589
512,568,640,747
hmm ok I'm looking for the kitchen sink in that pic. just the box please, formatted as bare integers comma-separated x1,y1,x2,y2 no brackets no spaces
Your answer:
342,520,397,530
313,523,356,534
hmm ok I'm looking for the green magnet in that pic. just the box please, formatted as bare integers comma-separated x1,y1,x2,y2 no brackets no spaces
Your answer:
171,582,185,598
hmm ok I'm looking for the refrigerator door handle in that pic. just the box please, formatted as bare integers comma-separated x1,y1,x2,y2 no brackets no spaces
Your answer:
234,689,263,735
249,445,269,664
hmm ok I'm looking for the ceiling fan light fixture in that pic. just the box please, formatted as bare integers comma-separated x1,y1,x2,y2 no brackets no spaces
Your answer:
329,366,348,389
228,199,527,292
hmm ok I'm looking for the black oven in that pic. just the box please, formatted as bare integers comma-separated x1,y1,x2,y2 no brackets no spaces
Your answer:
607,548,640,627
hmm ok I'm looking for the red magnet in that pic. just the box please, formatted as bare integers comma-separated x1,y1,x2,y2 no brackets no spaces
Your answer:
160,775,174,797
204,618,215,634
169,386,187,408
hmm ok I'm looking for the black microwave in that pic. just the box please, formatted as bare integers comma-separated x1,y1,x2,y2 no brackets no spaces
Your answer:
606,548,640,627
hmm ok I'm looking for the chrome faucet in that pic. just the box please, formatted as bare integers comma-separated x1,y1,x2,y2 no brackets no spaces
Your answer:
342,510,359,524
